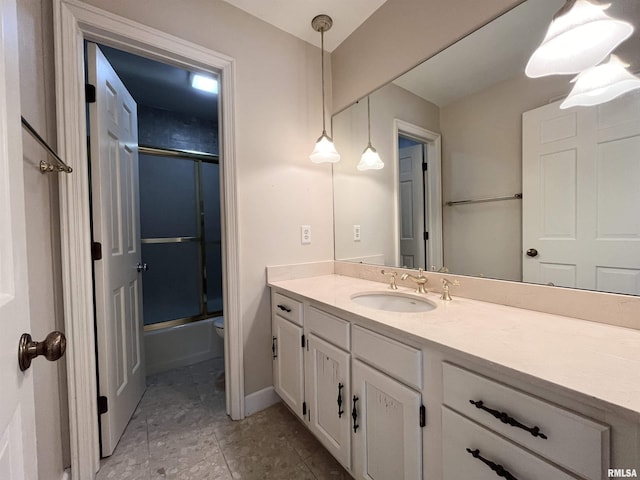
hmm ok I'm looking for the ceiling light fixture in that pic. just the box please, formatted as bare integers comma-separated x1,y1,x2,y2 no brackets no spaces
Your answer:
525,0,634,78
191,73,218,94
309,14,340,164
357,96,383,171
560,55,640,109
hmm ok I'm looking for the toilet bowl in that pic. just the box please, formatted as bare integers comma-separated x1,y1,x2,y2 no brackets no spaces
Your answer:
214,317,224,338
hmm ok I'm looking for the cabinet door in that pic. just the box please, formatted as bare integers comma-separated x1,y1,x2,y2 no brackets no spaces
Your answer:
352,359,423,480
305,333,351,470
273,314,304,418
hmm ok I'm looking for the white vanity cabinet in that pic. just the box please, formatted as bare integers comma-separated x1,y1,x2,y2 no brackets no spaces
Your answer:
351,326,424,480
272,292,305,418
304,305,352,469
442,363,610,480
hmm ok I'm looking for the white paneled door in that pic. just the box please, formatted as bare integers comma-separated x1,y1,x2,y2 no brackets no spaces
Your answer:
0,0,37,477
523,94,640,294
87,43,146,456
399,144,426,269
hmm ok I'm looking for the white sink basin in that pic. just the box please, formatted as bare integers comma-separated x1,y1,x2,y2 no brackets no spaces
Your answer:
351,291,437,313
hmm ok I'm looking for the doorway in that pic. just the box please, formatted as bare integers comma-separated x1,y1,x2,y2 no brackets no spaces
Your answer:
393,120,444,272
87,42,226,457
53,3,242,477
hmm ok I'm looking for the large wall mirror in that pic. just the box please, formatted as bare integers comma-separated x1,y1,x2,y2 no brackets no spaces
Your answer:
332,0,640,296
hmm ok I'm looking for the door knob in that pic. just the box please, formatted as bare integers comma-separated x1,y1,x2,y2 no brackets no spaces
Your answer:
526,248,538,257
136,262,149,273
18,331,67,371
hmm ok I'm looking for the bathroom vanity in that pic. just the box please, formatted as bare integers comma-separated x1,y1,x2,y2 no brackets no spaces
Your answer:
268,264,640,480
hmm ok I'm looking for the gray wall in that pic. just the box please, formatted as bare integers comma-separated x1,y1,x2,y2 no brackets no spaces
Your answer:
138,105,219,154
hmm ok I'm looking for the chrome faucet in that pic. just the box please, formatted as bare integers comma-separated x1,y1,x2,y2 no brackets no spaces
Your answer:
400,268,428,294
381,270,398,289
440,278,460,301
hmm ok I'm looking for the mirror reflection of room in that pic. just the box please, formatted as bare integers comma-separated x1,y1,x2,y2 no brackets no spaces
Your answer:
332,0,640,296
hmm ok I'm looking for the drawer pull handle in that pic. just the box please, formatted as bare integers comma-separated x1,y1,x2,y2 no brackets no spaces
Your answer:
277,304,292,313
469,400,548,440
466,448,518,480
352,396,359,433
337,383,344,418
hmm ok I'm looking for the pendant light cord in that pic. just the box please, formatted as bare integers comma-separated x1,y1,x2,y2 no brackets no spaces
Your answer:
321,28,326,135
367,96,371,145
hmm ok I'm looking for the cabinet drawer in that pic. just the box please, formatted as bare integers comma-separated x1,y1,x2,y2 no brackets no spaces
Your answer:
353,325,421,389
443,407,579,480
443,363,609,480
305,305,350,351
272,291,302,326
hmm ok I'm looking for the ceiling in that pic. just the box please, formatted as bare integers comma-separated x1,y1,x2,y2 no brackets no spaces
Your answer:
221,0,389,51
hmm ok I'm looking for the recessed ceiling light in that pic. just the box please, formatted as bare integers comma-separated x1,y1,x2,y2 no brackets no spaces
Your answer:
191,74,218,94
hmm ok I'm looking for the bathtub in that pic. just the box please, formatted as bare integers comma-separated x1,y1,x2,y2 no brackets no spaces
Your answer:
144,316,224,375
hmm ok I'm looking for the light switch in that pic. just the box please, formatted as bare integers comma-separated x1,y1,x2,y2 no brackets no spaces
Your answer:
301,225,311,245
353,225,361,241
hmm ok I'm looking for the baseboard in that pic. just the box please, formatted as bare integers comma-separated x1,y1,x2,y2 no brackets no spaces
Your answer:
244,386,280,416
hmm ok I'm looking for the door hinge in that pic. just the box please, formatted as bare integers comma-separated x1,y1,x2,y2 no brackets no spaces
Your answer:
85,84,96,103
272,336,277,359
422,162,428,172
302,401,307,416
98,396,108,415
423,231,429,241
419,404,426,427
301,334,305,348
92,242,102,260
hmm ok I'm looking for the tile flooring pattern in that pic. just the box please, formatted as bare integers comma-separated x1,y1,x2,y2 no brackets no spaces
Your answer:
97,359,351,479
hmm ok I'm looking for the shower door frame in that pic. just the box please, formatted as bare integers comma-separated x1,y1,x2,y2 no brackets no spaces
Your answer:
139,145,223,331
53,1,243,478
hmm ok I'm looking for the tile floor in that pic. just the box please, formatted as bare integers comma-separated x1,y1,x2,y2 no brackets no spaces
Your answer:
96,358,351,479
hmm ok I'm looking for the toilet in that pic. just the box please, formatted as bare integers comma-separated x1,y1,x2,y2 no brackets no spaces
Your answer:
214,317,224,338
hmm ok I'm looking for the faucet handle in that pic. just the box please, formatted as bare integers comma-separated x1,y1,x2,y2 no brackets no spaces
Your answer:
381,270,398,290
440,278,460,301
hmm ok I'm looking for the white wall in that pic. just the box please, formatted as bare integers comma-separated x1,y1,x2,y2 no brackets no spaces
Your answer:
333,83,439,264
440,74,568,281
17,0,71,477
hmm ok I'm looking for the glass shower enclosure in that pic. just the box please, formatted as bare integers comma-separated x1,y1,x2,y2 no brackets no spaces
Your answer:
138,146,222,330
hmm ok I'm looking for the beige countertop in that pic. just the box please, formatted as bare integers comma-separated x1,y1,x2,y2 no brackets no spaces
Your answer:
269,273,640,421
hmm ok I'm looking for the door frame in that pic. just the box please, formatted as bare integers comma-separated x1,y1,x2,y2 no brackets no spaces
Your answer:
52,0,243,477
393,119,443,269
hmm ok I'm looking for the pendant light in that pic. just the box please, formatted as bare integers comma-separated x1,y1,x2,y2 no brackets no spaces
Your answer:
357,96,384,171
525,0,634,78
309,15,340,164
560,55,640,109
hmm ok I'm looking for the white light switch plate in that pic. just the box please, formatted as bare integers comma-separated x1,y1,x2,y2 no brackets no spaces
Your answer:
301,225,311,245
353,225,361,241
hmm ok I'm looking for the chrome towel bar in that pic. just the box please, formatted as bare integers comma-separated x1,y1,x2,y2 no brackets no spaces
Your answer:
446,193,522,206
21,116,72,174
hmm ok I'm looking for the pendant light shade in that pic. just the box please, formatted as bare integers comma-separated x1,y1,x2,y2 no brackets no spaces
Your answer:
560,55,640,109
309,15,340,164
525,0,634,78
310,132,341,164
357,97,383,171
357,145,384,171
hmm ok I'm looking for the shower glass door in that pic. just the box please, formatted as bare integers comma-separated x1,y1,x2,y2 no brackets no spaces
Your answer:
139,148,222,329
